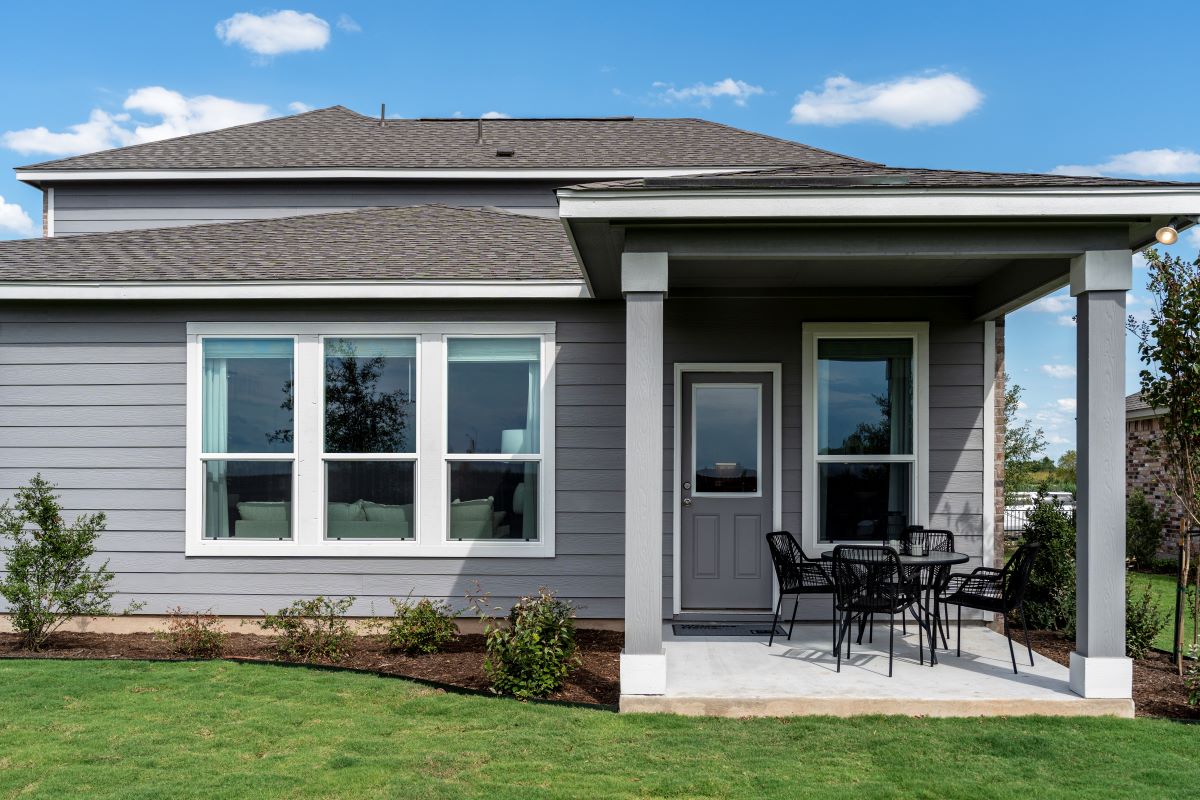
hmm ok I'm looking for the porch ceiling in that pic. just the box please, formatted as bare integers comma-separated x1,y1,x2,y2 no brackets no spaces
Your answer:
566,219,1140,319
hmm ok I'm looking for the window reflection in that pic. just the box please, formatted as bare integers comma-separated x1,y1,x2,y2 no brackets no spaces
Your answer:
447,338,540,454
205,460,292,539
203,339,294,454
817,462,910,542
448,461,538,540
694,385,759,493
817,339,912,456
324,338,416,454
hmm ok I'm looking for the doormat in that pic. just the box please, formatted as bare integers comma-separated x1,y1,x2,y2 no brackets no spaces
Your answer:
671,623,785,637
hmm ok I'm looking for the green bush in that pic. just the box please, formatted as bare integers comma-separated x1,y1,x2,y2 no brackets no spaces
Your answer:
1125,584,1167,659
1020,491,1077,632
0,474,118,651
1126,491,1167,568
260,596,356,663
383,596,458,655
480,588,580,700
1186,645,1200,706
155,607,227,658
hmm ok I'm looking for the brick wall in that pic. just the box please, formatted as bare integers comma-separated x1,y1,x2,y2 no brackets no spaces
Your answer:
1126,414,1185,555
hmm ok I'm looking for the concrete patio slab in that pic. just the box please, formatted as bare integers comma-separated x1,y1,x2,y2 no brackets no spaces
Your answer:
620,623,1133,718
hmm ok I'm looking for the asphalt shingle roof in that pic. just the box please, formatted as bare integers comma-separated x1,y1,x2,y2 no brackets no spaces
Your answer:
0,205,583,283
1127,393,1152,413
568,164,1185,191
18,106,873,171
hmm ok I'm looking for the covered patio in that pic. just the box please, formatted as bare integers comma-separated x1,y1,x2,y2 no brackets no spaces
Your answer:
560,168,1200,714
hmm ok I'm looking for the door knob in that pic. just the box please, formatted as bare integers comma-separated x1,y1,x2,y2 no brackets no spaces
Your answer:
682,481,692,490
682,498,692,506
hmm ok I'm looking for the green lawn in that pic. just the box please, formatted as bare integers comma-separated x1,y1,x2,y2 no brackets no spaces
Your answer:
2,661,1199,799
1130,570,1197,653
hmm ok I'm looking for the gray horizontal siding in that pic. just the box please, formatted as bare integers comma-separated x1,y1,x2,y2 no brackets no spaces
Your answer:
52,180,563,236
0,297,988,621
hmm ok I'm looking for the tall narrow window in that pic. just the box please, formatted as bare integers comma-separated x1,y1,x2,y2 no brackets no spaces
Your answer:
201,338,295,539
445,337,541,541
815,338,915,542
322,337,417,540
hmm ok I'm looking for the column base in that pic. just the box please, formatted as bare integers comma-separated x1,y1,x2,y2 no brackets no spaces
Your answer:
620,650,667,695
1069,652,1132,699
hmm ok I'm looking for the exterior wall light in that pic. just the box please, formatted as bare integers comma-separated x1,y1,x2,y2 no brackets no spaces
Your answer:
1156,216,1200,246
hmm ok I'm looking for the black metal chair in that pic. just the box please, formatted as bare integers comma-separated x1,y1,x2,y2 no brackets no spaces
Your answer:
900,527,955,647
830,545,922,676
765,531,835,647
939,542,1043,674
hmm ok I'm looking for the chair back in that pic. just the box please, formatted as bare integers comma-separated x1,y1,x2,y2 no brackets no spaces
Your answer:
902,528,954,553
831,545,902,609
766,531,809,594
1002,542,1042,608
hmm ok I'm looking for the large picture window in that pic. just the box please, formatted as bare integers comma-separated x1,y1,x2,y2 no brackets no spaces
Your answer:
803,324,928,546
186,323,555,556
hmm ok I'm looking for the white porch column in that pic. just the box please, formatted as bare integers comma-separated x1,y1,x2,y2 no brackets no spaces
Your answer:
620,252,668,695
1069,249,1133,699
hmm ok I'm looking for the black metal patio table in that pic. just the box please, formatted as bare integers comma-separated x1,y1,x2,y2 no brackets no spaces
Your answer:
820,548,969,665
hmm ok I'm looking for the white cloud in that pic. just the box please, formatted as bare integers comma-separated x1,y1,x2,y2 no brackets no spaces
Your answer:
1051,148,1200,178
2,87,272,157
1056,398,1077,413
1030,294,1072,314
789,72,982,128
0,195,35,236
215,10,330,56
1046,433,1071,446
1041,364,1076,380
652,78,765,107
1056,315,1076,328
480,111,511,119
288,101,313,114
336,14,361,33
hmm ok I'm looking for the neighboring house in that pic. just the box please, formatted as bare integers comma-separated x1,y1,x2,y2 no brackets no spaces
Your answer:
1126,391,1181,553
2,105,1199,702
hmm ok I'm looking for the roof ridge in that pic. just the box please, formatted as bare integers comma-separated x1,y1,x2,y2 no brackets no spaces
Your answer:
16,105,353,170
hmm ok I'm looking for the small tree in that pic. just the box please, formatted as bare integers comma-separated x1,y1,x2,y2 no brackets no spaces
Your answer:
1132,247,1200,671
0,474,116,651
1003,379,1048,503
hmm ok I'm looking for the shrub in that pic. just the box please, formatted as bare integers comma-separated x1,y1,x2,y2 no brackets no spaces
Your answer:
477,587,580,700
260,596,356,662
1186,646,1200,706
1020,491,1077,632
1125,584,1167,659
1126,491,1167,568
0,474,117,651
383,596,458,655
155,607,227,658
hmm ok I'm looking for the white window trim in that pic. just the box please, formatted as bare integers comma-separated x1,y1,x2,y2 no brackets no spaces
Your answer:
800,322,929,553
185,321,555,557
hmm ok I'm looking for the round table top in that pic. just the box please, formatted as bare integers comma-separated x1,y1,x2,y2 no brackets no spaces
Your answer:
819,548,970,567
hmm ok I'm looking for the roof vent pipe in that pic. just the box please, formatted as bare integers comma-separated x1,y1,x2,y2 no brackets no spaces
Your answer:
476,119,484,144
379,104,386,128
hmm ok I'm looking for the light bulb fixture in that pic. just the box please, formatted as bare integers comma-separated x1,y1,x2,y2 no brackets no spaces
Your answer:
1156,216,1199,246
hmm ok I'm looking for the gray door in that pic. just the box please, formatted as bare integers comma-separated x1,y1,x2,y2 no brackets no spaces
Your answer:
680,372,774,611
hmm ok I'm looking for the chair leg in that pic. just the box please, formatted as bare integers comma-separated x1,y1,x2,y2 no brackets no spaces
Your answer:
1020,602,1034,666
888,612,895,677
936,598,949,649
956,604,962,658
868,613,874,644
917,605,924,666
831,594,837,655
769,594,783,647
788,595,800,640
835,612,852,673
1004,613,1018,674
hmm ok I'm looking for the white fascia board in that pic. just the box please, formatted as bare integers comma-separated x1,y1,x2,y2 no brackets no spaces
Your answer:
15,166,782,183
557,186,1200,220
0,279,591,301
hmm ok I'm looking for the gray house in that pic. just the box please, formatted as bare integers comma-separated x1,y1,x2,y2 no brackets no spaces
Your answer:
2,106,1197,707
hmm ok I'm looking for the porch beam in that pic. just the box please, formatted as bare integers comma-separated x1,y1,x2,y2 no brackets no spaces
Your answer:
1070,249,1133,699
620,251,667,695
624,224,1128,261
971,259,1069,320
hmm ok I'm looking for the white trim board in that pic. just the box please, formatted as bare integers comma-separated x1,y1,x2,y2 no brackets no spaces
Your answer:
671,363,783,616
800,323,930,554
558,185,1200,220
0,280,591,301
16,166,786,184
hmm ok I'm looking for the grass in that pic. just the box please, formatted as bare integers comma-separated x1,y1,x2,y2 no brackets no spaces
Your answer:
1130,570,1198,654
2,661,1200,799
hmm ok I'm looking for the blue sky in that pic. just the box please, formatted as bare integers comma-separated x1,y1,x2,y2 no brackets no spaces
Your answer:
1,2,1197,457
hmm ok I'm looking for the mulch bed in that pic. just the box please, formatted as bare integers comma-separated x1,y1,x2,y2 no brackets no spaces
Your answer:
1020,628,1199,720
0,629,624,707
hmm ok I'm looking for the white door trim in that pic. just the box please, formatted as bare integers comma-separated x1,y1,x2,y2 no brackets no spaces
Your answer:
672,362,783,615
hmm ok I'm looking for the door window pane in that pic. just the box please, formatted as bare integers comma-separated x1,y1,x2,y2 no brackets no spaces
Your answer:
817,462,911,542
817,339,912,456
324,337,416,454
694,385,759,493
448,461,538,540
204,460,293,539
447,338,540,454
203,338,294,454
325,460,415,540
